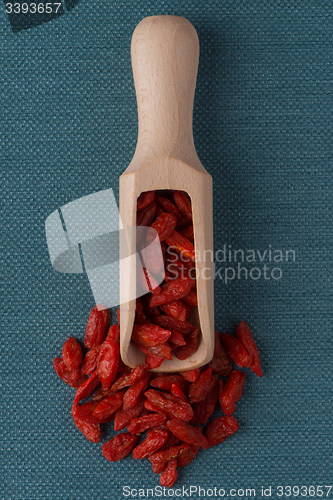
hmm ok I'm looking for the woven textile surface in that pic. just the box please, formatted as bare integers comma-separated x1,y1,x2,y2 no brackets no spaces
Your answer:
1,1,332,499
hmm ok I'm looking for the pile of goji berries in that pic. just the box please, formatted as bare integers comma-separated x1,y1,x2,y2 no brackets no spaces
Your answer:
54,314,262,487
133,190,198,367
53,190,262,487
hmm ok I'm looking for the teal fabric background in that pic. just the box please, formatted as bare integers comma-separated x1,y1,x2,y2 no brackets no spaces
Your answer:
1,1,332,499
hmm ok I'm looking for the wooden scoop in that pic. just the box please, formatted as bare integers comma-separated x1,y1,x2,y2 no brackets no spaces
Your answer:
119,15,214,371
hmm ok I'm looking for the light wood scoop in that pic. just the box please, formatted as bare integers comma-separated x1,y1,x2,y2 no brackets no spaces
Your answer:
119,15,214,371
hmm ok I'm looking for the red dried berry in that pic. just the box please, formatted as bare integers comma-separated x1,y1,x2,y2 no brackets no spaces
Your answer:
97,338,120,390
92,390,125,420
114,401,144,432
160,457,178,487
180,369,200,383
219,370,246,416
132,324,171,347
177,444,199,468
53,357,86,389
72,414,101,443
144,389,194,422
150,212,178,242
149,277,193,308
81,345,101,376
220,333,253,368
193,375,219,425
123,374,150,411
166,419,208,448
102,433,139,462
174,329,198,360
84,305,109,349
236,321,263,377
128,413,167,434
188,368,214,403
137,191,156,211
203,416,239,449
208,329,233,376
62,337,82,371
132,430,169,459
150,375,189,393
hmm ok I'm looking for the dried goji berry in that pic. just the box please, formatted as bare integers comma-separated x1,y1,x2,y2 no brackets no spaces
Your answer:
166,419,208,448
202,416,239,449
165,230,195,261
102,432,139,461
149,442,191,466
97,338,120,390
173,191,192,220
73,369,100,406
219,370,246,416
160,457,178,487
62,337,82,371
160,300,187,321
171,383,189,403
150,212,177,242
181,291,198,306
111,365,147,392
72,414,101,443
174,329,198,360
137,201,156,227
114,401,144,431
84,305,109,349
150,375,189,393
168,330,186,347
145,355,164,369
132,429,169,459
188,368,214,404
134,342,173,361
91,385,115,402
92,390,125,420
149,456,168,474
179,224,194,241
152,315,194,334
149,276,193,308
122,374,150,411
180,369,200,383
144,399,167,415
177,444,199,468
236,321,263,377
137,190,156,210
163,432,181,448
208,329,233,376
53,357,86,389
132,324,171,347
105,324,120,343
155,195,183,221
81,345,101,376
165,258,192,282
128,413,167,434
193,375,218,425
220,333,253,368
74,400,100,424
144,389,194,422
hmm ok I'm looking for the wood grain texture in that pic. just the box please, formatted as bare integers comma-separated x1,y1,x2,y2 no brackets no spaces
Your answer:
119,15,214,371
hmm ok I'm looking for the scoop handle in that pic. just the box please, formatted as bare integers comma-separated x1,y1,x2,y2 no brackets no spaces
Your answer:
131,15,199,164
